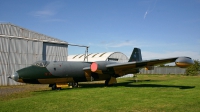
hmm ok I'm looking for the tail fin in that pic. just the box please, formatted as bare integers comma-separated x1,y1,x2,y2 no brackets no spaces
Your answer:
128,48,142,62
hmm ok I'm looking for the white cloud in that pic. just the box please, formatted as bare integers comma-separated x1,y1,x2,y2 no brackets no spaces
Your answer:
33,10,55,17
92,40,146,48
31,1,64,18
105,40,136,48
91,40,178,50
144,11,148,19
46,19,67,22
143,0,157,19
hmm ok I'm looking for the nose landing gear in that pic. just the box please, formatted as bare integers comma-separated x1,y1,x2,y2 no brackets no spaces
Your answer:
49,84,61,90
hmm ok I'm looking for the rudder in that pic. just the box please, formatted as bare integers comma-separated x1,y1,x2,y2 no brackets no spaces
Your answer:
128,48,142,62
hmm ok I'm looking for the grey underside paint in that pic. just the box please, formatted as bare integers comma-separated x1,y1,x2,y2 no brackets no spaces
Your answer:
46,61,91,78
46,61,120,82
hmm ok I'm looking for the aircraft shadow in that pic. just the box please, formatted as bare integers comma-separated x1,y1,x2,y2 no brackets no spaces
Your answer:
33,80,195,92
79,80,195,90
117,83,195,89
33,87,75,92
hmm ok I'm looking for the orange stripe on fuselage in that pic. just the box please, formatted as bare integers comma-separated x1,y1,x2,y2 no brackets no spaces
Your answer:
38,78,74,84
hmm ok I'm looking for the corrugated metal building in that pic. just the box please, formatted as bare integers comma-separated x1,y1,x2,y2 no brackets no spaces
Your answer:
68,52,128,62
140,67,186,74
0,23,68,86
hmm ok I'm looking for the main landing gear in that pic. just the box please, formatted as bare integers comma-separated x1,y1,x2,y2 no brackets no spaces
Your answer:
68,82,79,88
105,77,117,86
49,82,79,90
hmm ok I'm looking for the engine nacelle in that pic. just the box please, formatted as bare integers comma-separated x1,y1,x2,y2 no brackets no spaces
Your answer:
175,57,194,68
91,61,113,72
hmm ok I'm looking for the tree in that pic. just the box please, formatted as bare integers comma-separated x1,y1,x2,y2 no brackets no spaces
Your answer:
185,60,200,76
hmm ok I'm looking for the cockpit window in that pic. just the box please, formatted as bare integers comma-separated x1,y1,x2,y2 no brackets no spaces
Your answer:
32,60,50,67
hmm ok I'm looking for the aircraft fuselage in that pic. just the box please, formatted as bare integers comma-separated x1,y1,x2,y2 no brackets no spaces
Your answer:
15,61,119,84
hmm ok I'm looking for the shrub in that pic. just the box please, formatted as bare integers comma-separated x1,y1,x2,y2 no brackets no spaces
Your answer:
185,60,200,76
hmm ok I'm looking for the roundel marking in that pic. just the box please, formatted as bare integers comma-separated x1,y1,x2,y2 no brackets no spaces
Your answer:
91,62,98,72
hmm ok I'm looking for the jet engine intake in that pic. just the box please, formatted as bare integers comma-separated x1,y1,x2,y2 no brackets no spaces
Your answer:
175,57,194,68
91,62,98,72
90,62,110,72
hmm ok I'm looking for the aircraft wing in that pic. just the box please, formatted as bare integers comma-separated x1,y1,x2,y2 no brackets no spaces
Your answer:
105,57,178,75
106,57,178,69
84,57,193,76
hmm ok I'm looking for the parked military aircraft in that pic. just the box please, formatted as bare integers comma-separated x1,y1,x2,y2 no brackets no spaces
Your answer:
9,48,194,90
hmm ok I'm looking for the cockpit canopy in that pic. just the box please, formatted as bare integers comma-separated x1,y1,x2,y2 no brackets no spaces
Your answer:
32,60,50,67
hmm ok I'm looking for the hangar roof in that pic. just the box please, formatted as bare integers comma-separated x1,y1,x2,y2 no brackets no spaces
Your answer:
0,23,67,44
68,52,128,62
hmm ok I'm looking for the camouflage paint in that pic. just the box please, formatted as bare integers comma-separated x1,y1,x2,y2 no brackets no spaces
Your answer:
11,48,194,87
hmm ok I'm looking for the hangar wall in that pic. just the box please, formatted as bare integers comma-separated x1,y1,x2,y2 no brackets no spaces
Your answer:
140,67,186,74
0,23,68,86
68,52,129,62
0,37,43,85
43,43,68,61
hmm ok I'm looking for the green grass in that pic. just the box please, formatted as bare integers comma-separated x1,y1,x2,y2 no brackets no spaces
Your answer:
1,75,200,112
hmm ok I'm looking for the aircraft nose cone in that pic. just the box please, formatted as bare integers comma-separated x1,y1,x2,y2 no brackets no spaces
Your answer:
11,72,19,82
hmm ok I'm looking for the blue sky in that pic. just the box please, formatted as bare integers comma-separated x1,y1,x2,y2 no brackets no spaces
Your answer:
0,0,200,60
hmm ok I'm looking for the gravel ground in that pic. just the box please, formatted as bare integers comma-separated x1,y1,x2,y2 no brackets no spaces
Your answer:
0,81,105,101
0,84,50,98
0,81,105,96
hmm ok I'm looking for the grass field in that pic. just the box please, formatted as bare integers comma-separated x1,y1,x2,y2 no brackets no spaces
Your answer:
0,75,200,112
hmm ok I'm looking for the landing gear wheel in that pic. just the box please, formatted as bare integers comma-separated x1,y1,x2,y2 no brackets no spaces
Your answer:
105,79,109,86
52,84,56,90
74,82,78,88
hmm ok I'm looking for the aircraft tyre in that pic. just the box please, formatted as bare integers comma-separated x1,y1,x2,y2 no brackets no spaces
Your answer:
105,79,109,86
51,84,62,90
52,84,57,90
69,82,79,88
74,82,78,88
105,77,116,86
